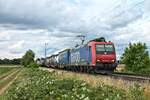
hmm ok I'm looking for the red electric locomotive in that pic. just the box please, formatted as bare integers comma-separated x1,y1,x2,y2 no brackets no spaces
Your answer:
87,37,117,73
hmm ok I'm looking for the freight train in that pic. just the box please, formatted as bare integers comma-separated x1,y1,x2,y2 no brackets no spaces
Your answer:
37,37,118,73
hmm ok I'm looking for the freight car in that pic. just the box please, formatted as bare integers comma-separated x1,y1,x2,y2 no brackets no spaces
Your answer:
45,54,58,68
57,49,70,68
39,37,117,73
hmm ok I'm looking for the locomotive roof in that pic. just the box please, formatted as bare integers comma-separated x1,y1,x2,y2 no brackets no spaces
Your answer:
89,37,106,42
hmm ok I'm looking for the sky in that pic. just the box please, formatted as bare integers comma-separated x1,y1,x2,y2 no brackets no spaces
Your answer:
0,0,150,59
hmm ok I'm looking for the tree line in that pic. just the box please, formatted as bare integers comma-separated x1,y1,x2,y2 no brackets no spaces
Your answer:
0,58,21,65
0,49,38,68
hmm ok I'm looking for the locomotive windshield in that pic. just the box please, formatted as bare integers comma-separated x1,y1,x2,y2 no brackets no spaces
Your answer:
96,44,114,54
105,45,113,52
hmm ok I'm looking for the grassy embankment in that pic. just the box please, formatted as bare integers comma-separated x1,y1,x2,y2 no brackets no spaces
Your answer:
43,68,150,99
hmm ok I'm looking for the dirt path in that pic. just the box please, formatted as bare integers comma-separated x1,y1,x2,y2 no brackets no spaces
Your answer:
0,69,18,80
0,69,21,95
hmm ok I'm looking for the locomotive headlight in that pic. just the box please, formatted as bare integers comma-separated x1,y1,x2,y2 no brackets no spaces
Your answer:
97,60,100,62
111,60,115,62
92,64,96,66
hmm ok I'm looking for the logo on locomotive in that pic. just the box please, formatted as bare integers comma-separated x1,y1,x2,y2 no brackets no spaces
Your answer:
71,51,80,63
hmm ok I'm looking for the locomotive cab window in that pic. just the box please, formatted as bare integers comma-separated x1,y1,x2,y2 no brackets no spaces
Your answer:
105,45,113,52
96,44,114,54
96,45,105,54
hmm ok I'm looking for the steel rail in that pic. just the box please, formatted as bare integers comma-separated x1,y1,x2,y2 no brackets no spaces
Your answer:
107,72,150,83
41,67,150,83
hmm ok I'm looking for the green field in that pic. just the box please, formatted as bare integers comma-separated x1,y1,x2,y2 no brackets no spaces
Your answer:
0,68,148,100
0,67,14,75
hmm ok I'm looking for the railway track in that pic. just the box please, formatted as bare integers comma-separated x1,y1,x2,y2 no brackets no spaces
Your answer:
108,72,150,83
41,67,150,83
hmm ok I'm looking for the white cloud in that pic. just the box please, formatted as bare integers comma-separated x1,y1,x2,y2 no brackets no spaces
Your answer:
9,40,25,49
0,0,149,59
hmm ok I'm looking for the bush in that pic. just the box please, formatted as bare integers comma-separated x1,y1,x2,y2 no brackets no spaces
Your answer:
121,43,150,73
27,62,39,68
21,49,35,67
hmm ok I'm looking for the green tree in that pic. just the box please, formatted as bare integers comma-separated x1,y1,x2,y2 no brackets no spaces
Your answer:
21,49,35,67
121,42,150,73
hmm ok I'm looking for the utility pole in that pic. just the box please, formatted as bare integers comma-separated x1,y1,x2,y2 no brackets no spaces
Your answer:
44,43,48,58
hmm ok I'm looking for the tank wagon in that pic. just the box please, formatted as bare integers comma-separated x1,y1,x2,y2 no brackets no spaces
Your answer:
40,37,117,73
